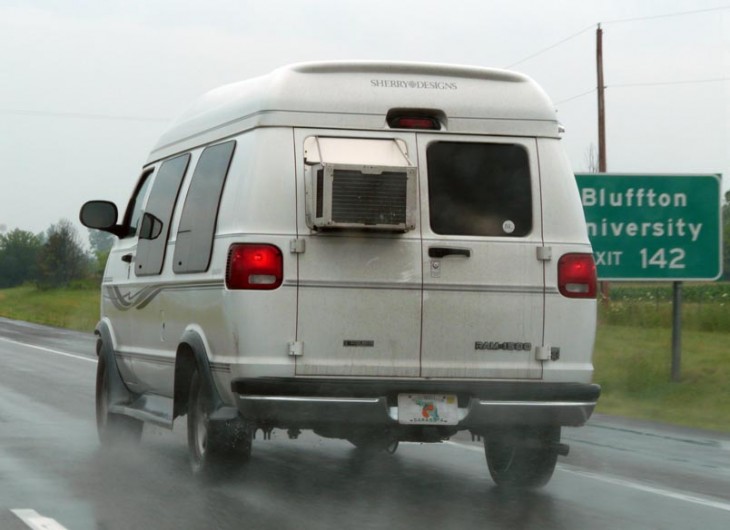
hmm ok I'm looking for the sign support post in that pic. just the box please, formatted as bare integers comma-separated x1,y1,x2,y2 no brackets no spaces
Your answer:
671,281,682,382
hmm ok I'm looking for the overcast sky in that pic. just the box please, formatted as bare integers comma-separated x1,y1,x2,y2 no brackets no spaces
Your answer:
1,0,728,242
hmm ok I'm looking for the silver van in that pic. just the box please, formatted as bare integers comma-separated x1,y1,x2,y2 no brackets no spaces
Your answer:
81,61,599,488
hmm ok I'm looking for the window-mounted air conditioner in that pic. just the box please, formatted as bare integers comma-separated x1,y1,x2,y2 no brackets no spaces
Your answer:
304,137,417,232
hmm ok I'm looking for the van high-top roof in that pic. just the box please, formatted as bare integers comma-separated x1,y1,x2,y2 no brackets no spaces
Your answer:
149,61,561,162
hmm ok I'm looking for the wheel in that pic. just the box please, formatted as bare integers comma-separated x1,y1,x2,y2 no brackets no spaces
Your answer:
484,427,560,489
187,370,252,475
95,354,143,446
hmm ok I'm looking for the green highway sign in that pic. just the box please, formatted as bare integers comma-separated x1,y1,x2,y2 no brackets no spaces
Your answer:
574,173,722,281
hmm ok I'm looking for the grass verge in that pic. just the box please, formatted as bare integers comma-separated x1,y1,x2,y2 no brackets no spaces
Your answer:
593,324,730,432
0,283,100,332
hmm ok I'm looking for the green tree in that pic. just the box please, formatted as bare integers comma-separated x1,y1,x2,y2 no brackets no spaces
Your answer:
36,220,90,288
88,229,115,253
0,229,42,288
88,228,115,277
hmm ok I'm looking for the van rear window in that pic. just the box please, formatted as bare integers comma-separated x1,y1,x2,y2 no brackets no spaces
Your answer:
426,142,532,237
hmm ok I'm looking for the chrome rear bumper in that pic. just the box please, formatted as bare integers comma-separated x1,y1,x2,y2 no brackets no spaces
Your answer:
232,379,599,430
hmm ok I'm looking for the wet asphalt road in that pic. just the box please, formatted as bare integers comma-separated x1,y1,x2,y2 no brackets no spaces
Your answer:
1,317,729,530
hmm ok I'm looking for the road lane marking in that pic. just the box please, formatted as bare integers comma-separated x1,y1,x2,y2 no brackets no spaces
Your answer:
444,441,482,452
559,466,730,513
11,509,70,530
446,441,730,513
0,337,95,363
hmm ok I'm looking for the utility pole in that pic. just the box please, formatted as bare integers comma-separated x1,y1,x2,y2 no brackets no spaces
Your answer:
596,23,609,300
596,23,606,172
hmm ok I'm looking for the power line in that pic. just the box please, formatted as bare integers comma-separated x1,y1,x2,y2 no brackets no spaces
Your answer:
603,5,730,25
0,108,170,123
503,25,594,69
553,88,596,106
553,76,730,107
610,77,730,88
504,5,730,70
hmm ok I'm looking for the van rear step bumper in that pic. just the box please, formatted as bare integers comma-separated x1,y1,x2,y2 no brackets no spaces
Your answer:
230,378,600,428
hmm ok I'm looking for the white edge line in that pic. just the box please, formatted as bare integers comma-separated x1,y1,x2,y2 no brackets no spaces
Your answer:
445,440,482,452
0,336,96,363
559,466,730,513
445,441,730,513
11,509,70,530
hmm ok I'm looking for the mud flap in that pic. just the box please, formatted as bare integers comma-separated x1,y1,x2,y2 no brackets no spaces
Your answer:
179,329,239,421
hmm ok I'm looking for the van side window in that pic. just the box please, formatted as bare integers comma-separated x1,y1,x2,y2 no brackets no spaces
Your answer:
135,153,191,276
123,168,155,238
426,142,532,237
173,141,236,274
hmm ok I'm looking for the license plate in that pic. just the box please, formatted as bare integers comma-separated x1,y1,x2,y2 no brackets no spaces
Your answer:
397,394,459,425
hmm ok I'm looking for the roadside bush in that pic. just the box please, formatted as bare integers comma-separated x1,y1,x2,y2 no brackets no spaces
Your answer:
598,282,730,331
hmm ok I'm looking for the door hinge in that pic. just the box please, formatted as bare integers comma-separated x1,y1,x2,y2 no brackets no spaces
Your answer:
536,345,560,361
288,341,303,357
289,239,306,254
536,246,552,261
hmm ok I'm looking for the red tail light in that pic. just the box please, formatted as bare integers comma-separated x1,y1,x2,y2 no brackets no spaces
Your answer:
226,244,283,290
558,253,597,298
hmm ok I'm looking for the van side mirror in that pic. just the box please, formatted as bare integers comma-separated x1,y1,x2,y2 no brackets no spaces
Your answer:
80,201,124,237
138,212,163,240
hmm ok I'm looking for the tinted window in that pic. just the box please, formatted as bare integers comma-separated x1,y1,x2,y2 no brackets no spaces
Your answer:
427,142,532,237
173,141,236,273
123,169,154,238
135,154,190,276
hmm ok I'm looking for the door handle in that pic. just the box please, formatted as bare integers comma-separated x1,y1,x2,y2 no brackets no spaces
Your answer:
121,253,134,263
428,247,471,258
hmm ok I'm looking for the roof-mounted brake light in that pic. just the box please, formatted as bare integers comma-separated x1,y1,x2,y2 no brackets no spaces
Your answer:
388,116,440,130
386,109,443,130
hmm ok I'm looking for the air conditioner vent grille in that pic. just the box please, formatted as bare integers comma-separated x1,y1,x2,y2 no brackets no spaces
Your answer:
331,170,408,225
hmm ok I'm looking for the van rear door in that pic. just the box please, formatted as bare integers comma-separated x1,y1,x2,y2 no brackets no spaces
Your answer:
293,130,422,377
417,135,544,379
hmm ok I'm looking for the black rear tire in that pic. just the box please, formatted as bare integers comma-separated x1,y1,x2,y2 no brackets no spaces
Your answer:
484,427,559,489
95,354,143,446
187,370,252,475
